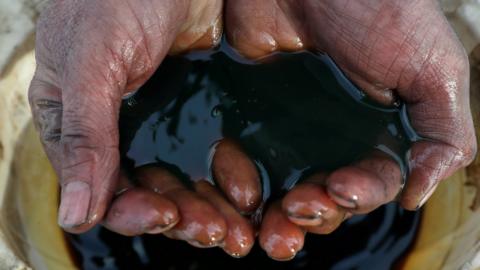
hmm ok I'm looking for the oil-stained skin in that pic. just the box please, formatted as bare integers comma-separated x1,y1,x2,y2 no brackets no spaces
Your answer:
194,180,255,258
29,0,476,261
259,202,305,261
212,139,262,214
29,0,225,233
136,166,228,248
225,0,476,210
223,0,476,259
103,188,180,236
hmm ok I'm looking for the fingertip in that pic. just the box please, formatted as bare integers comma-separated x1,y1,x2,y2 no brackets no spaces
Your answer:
103,188,179,236
401,182,439,211
259,203,304,261
416,183,438,210
282,182,337,227
400,141,464,210
325,169,362,210
165,189,228,247
194,180,255,258
326,161,401,214
137,166,227,246
58,181,94,233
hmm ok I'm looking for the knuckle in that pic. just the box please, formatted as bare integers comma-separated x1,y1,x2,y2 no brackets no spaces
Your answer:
61,109,118,150
31,98,63,144
62,119,102,147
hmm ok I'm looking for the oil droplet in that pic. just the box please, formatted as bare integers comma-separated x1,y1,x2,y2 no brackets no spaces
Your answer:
127,98,137,107
211,105,223,117
269,148,278,159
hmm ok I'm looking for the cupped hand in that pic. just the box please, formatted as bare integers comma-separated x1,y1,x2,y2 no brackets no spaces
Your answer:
220,0,477,260
28,0,258,257
29,0,477,261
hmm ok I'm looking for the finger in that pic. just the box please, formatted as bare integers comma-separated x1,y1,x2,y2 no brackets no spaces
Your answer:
259,202,304,261
212,139,262,214
225,0,308,58
170,0,223,54
103,188,179,236
395,12,476,209
136,166,227,248
282,173,346,228
103,171,179,236
29,71,121,233
194,180,255,258
325,152,403,214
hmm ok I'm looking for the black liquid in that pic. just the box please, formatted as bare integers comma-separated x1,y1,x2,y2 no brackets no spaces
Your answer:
66,44,421,269
119,46,418,198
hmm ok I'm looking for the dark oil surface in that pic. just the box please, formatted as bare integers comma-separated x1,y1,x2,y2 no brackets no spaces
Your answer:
66,205,419,270
119,45,419,198
66,43,421,269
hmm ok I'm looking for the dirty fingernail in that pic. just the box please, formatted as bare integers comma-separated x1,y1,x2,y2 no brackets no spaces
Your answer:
58,181,91,228
287,212,323,226
188,238,223,248
145,216,179,234
416,184,438,210
145,224,171,234
327,190,358,210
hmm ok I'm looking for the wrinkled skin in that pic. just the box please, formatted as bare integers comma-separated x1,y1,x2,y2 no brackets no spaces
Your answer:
29,0,476,260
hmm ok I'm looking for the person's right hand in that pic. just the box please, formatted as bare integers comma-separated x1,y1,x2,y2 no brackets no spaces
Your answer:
28,0,257,257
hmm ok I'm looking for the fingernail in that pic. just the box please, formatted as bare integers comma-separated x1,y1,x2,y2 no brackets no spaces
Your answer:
222,242,250,258
188,239,222,248
287,210,322,220
328,190,358,210
287,211,323,226
145,225,169,234
58,181,91,228
416,184,438,210
145,218,179,234
186,233,225,248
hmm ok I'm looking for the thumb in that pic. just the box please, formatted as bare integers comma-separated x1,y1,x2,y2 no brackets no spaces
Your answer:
60,71,123,232
29,61,123,233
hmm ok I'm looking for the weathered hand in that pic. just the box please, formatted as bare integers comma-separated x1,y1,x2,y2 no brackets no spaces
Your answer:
28,0,257,257
220,0,477,260
29,0,477,261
